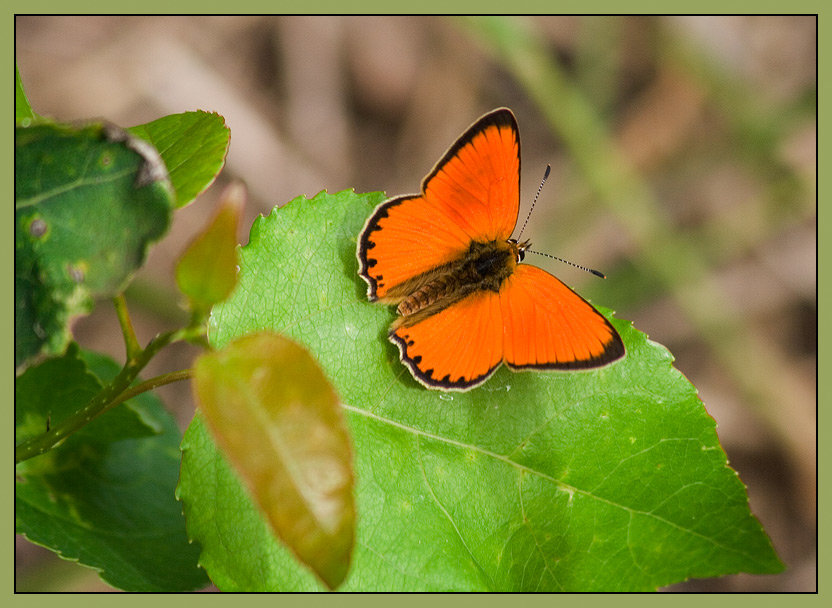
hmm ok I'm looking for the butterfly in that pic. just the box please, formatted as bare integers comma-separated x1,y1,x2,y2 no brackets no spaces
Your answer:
357,108,624,391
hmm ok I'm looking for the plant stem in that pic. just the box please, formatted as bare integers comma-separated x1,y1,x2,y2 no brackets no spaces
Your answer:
113,294,141,360
15,329,191,464
117,369,193,403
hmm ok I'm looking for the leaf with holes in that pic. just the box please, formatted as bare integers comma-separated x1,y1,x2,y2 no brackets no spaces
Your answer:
15,121,174,369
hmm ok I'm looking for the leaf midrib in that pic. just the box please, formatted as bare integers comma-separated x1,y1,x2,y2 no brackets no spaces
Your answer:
341,403,766,567
16,168,139,209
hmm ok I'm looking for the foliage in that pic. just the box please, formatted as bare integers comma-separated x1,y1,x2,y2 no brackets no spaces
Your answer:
15,63,781,591
16,346,208,591
15,69,230,590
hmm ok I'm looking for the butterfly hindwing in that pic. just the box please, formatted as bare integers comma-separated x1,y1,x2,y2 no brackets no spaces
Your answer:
389,289,504,390
357,194,470,302
500,265,625,369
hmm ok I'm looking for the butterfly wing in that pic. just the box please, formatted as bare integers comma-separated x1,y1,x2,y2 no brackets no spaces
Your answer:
357,108,520,301
390,264,623,391
421,108,520,244
389,289,504,390
500,265,625,369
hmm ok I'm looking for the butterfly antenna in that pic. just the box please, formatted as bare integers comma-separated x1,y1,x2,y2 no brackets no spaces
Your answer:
516,164,550,241
517,164,607,279
526,249,607,279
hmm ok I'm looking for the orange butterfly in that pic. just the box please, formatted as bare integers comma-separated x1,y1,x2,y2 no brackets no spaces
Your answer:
357,108,624,391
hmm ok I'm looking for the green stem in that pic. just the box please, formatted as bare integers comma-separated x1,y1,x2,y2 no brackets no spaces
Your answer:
113,294,141,361
15,329,189,465
117,369,193,403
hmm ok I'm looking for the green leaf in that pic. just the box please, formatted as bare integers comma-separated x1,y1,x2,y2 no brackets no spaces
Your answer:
178,190,782,591
128,111,230,208
15,65,38,125
15,347,208,592
191,332,355,589
14,342,158,449
15,122,174,369
175,182,243,317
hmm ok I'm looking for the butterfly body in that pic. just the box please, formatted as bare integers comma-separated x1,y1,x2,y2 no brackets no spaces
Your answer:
392,237,523,327
357,108,624,391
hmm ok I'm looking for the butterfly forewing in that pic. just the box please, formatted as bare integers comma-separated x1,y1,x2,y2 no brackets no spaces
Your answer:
358,109,521,301
422,109,520,244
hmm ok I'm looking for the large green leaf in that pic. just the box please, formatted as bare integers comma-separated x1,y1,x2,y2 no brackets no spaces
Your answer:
128,111,230,208
178,190,782,591
15,346,208,591
15,122,174,369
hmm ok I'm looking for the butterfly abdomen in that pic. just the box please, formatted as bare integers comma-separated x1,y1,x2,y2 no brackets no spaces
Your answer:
397,275,455,316
396,240,518,321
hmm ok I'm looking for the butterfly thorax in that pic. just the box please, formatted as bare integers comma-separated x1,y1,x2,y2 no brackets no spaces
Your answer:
395,239,525,324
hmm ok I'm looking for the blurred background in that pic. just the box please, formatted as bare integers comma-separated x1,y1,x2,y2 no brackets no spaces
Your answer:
14,15,816,592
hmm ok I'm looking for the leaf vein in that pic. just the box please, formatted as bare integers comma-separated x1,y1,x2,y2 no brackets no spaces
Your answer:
342,404,762,561
415,435,495,590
